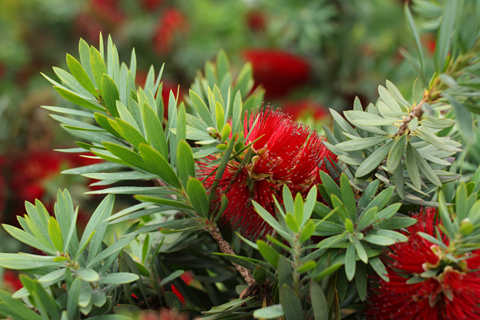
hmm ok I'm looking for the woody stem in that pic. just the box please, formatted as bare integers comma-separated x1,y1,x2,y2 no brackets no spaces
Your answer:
208,227,255,285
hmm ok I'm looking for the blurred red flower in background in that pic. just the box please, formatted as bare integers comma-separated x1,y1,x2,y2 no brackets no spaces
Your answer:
368,208,480,320
0,150,102,224
2,270,22,293
200,108,336,239
171,272,194,305
140,0,163,11
247,11,267,32
282,99,329,122
153,8,189,55
242,49,310,99
89,0,125,27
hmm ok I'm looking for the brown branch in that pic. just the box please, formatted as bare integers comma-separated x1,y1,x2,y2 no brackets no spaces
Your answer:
396,100,425,137
208,227,255,285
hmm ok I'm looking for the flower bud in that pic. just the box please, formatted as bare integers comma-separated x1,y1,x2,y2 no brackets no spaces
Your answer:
216,143,228,150
207,127,219,138
460,218,474,236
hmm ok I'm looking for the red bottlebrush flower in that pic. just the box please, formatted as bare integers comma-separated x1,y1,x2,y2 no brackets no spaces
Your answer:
170,272,194,305
2,270,22,292
282,99,329,122
137,309,188,320
199,108,336,239
153,8,189,55
242,49,310,99
140,0,163,11
247,11,267,32
367,208,480,320
89,0,125,27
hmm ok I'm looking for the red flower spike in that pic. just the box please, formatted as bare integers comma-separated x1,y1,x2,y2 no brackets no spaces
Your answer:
242,49,310,99
199,108,336,239
367,208,480,320
153,8,189,55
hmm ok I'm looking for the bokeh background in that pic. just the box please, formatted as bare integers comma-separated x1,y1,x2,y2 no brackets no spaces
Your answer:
0,0,435,291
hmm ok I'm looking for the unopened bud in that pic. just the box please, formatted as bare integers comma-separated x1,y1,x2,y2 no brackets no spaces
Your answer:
460,218,473,236
207,127,219,138
216,143,228,150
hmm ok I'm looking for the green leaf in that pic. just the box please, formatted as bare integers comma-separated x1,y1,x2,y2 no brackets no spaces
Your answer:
434,0,458,72
294,193,304,227
159,269,184,287
87,236,135,268
296,260,316,273
412,145,442,187
336,136,388,152
77,268,100,282
253,305,284,319
354,239,368,263
78,39,96,86
0,290,43,320
370,257,389,281
285,213,299,233
90,46,107,95
48,217,63,252
319,170,341,201
280,285,303,320
98,273,139,284
78,281,92,309
3,225,56,254
53,86,104,112
363,234,396,246
300,220,316,243
189,90,214,128
67,277,81,319
177,140,196,187
438,191,455,238
140,102,168,159
355,140,394,177
404,4,425,74
186,178,209,218
101,74,119,117
257,240,279,268
345,242,356,281
344,111,396,126
387,133,407,172
139,144,182,189
310,280,328,320
406,141,421,189
282,184,295,215
66,54,98,97
355,262,367,301
378,216,417,230
312,263,342,282
448,96,474,144
340,174,356,221
355,207,377,232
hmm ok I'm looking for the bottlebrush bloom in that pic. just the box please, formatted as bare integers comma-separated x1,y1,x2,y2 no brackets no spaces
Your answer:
282,99,330,123
199,107,336,239
153,8,189,55
242,49,310,99
367,208,480,320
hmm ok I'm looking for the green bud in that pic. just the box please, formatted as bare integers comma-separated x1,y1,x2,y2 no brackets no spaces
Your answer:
207,127,219,138
216,144,228,150
459,218,474,236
